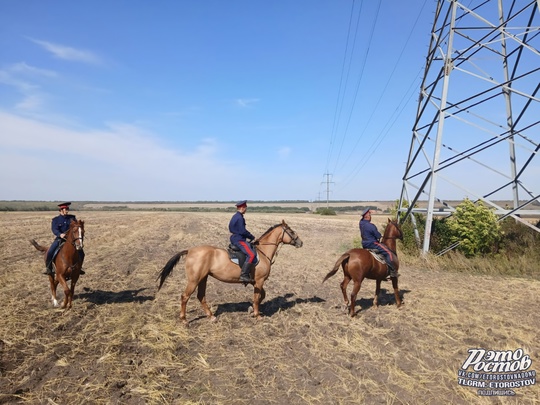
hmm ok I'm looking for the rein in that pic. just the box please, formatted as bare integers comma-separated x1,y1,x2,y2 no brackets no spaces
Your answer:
254,224,297,265
69,225,84,249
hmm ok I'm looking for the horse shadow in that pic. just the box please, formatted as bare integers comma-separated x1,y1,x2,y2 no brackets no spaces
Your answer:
354,287,412,312
214,293,325,318
76,287,154,305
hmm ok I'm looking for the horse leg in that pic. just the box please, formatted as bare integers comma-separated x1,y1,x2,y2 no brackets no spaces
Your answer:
339,275,351,312
196,276,216,322
68,274,79,310
252,284,265,320
180,281,198,325
57,276,71,311
391,276,402,308
349,280,362,317
48,275,60,307
374,279,382,307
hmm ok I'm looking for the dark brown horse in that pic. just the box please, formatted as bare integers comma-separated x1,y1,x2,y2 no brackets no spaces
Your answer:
323,218,403,317
30,219,85,310
157,220,303,325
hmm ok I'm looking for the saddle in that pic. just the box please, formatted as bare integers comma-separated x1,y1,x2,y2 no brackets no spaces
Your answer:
227,243,259,267
366,249,397,279
366,249,386,264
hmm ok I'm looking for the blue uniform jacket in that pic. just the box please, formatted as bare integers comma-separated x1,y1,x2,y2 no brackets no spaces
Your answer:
359,219,381,249
229,211,255,245
52,214,77,237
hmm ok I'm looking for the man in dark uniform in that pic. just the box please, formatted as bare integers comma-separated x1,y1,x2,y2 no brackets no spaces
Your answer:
359,208,397,278
229,200,256,283
44,202,85,275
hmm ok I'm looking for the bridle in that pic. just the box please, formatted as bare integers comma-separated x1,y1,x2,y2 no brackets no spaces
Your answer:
69,224,84,250
255,224,300,264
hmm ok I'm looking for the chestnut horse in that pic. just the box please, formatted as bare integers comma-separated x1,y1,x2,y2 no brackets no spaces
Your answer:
157,220,303,325
323,218,403,317
30,219,85,310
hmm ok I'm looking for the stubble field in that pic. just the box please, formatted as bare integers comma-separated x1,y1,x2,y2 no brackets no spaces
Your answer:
0,211,538,404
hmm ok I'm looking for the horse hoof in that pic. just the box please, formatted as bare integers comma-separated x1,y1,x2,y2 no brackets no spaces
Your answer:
248,306,254,314
210,316,217,322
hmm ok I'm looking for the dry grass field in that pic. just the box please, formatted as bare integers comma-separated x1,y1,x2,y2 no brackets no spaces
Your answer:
1,211,538,404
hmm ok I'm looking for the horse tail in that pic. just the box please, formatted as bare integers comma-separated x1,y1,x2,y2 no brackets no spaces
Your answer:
322,252,350,283
30,239,47,253
156,250,188,291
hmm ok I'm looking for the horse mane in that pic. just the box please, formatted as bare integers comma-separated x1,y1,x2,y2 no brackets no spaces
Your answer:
70,218,84,227
383,219,397,233
256,223,283,241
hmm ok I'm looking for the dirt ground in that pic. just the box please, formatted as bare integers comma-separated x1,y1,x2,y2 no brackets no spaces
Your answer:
0,211,538,404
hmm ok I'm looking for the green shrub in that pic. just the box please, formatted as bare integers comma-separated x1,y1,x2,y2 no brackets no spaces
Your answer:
316,207,337,216
429,217,454,254
446,198,502,257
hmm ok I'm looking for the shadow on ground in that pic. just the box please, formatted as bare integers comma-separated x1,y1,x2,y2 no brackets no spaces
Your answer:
214,292,325,317
76,287,154,304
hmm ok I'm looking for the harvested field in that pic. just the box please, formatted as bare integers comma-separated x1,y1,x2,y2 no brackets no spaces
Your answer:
1,211,538,404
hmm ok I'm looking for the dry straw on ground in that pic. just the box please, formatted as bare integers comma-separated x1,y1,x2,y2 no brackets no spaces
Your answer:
1,211,538,404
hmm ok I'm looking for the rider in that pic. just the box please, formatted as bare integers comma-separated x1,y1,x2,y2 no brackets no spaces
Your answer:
229,200,256,283
44,202,85,275
359,208,398,278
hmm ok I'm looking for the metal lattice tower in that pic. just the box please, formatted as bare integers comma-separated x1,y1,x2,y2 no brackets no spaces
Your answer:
398,0,540,254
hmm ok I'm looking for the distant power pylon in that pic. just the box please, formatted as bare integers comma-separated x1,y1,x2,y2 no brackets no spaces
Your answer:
398,0,540,254
322,173,334,207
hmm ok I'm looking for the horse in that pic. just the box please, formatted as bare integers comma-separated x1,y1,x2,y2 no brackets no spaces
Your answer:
30,219,85,310
156,220,303,325
323,218,403,317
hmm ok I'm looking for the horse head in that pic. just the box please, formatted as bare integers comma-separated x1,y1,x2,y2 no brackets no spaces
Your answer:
385,218,403,241
67,219,85,250
280,220,303,248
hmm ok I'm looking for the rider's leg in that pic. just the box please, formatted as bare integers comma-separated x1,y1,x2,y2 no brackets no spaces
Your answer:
375,242,398,278
44,239,60,275
238,241,256,283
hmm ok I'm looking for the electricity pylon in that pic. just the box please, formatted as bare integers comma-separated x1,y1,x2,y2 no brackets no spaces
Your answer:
398,0,540,254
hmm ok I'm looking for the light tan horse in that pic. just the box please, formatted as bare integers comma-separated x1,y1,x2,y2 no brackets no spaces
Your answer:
323,219,403,317
30,219,85,311
157,220,303,325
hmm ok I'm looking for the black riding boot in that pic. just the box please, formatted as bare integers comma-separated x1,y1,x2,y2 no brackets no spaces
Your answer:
239,261,254,283
43,262,53,276
79,251,85,274
387,263,399,278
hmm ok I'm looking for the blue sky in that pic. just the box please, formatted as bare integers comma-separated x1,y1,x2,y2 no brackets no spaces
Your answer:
2,0,514,202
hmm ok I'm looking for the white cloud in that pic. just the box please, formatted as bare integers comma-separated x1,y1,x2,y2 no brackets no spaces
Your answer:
15,94,44,110
29,38,102,65
0,69,38,92
236,98,260,108
10,62,57,78
278,146,291,159
0,111,255,201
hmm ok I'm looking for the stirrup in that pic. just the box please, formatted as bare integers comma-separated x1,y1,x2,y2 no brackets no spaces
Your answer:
239,276,253,283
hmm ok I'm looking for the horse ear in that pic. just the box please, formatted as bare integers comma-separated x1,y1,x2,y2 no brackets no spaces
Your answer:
282,219,286,225
388,218,391,223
